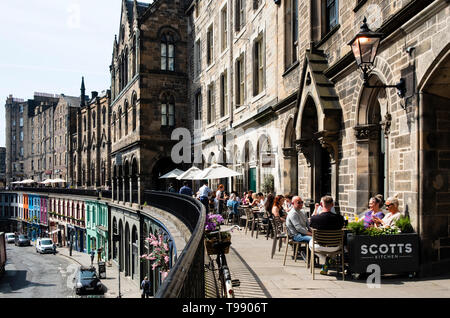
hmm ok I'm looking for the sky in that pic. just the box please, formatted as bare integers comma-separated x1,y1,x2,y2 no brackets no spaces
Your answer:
0,0,133,147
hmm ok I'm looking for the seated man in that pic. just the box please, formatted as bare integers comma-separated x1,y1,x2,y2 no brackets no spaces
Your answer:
286,196,312,243
309,195,344,275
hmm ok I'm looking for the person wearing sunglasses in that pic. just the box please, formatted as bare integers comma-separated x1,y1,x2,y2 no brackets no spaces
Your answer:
373,197,403,228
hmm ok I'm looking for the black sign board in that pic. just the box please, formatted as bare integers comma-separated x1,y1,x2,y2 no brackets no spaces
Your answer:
347,233,420,274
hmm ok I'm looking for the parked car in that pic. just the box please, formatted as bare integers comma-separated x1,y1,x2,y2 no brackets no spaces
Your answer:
15,235,31,247
5,233,16,244
73,266,103,295
36,238,55,254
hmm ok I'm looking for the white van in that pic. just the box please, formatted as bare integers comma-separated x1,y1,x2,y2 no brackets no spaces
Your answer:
5,233,16,244
36,238,55,254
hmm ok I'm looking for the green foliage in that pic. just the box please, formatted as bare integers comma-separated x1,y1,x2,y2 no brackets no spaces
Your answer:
347,221,365,235
261,175,274,194
347,220,401,236
395,216,414,233
364,226,400,236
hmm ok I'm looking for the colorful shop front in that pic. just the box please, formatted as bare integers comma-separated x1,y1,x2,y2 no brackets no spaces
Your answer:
86,200,109,262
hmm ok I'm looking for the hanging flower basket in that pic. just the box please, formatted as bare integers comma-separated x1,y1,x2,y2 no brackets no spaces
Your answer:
204,231,231,255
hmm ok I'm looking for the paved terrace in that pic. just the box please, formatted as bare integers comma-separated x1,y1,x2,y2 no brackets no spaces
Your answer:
211,225,450,298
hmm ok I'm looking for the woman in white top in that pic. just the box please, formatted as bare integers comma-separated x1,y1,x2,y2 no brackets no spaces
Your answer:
374,197,403,228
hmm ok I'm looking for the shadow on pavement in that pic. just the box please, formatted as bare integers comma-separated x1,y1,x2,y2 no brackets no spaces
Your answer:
1,270,56,291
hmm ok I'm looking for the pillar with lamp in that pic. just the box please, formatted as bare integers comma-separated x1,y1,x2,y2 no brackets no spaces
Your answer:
348,17,407,101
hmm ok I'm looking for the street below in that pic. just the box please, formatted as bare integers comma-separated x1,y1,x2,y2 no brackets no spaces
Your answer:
0,243,102,298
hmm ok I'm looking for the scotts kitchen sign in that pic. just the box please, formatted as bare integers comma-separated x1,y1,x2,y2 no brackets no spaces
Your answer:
347,233,420,274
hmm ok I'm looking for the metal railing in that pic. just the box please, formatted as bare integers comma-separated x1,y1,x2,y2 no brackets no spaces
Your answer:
144,191,206,298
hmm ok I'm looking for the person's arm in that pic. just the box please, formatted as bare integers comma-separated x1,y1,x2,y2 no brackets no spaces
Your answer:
272,206,280,218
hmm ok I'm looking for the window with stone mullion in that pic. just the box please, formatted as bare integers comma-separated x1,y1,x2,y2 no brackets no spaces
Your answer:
161,34,175,71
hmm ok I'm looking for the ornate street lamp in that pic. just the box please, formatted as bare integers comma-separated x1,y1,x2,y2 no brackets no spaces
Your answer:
348,17,406,98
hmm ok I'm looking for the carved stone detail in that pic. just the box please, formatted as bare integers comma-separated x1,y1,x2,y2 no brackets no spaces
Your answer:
381,113,392,137
354,124,379,141
315,130,339,163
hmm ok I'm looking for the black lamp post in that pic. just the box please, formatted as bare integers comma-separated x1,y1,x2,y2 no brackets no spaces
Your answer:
348,17,406,98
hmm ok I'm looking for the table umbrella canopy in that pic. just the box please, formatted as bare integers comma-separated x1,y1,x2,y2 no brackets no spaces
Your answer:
51,178,66,183
11,181,22,184
20,179,36,184
40,179,53,185
176,166,203,180
193,164,242,180
159,168,185,179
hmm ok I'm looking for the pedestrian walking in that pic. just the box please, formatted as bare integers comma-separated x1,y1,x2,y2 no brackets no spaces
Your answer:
141,276,151,298
69,241,73,256
90,250,95,266
52,243,57,255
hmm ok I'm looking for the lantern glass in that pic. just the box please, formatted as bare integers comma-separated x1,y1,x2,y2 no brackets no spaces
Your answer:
351,35,381,67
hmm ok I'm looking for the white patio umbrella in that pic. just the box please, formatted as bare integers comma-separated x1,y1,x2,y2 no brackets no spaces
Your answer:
176,166,203,180
20,179,36,184
40,179,54,185
193,164,242,180
51,178,66,183
11,181,22,185
158,168,185,179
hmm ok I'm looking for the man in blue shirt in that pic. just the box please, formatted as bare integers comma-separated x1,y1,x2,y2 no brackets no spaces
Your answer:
198,181,212,213
179,181,193,196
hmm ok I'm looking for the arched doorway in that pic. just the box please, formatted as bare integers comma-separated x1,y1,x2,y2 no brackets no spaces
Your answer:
299,97,332,203
243,141,256,192
151,156,182,191
118,220,124,272
257,135,273,194
354,75,388,212
283,117,298,195
113,217,118,260
125,222,130,276
419,47,450,272
131,225,138,279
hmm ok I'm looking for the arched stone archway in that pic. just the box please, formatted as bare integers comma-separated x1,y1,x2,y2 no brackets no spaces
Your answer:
419,46,450,274
297,96,332,203
282,117,298,195
131,158,139,204
112,217,118,260
354,74,389,213
131,225,138,279
125,222,130,276
118,219,124,272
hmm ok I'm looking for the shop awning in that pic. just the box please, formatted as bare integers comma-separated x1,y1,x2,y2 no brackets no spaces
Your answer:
97,225,108,233
48,229,60,235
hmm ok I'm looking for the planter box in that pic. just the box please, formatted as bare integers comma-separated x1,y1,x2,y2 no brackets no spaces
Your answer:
347,233,420,275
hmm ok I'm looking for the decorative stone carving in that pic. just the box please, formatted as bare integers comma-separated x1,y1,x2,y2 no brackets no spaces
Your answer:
315,130,339,163
354,124,379,141
381,113,392,137
282,147,297,159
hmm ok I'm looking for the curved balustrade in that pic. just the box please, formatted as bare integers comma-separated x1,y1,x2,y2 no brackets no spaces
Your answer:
0,188,206,298
143,191,206,298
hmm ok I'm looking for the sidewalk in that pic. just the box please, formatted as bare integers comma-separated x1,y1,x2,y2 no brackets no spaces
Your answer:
222,225,450,298
56,246,141,298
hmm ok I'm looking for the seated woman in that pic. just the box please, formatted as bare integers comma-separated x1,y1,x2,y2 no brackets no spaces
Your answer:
226,193,240,218
271,195,286,223
250,193,260,208
363,196,385,228
373,197,403,228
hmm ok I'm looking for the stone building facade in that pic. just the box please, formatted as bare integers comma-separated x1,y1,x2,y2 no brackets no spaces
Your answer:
186,0,302,194
109,0,190,205
188,0,450,274
72,78,111,190
0,147,6,187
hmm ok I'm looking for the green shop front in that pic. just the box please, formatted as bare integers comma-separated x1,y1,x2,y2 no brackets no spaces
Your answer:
85,200,109,262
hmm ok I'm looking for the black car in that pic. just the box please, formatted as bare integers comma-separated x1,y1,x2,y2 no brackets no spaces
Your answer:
15,235,31,246
73,266,103,295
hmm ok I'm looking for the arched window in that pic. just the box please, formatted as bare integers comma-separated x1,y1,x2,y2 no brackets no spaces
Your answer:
102,107,106,125
112,112,117,142
161,94,175,127
118,107,122,139
124,100,129,136
132,93,137,131
161,33,175,71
